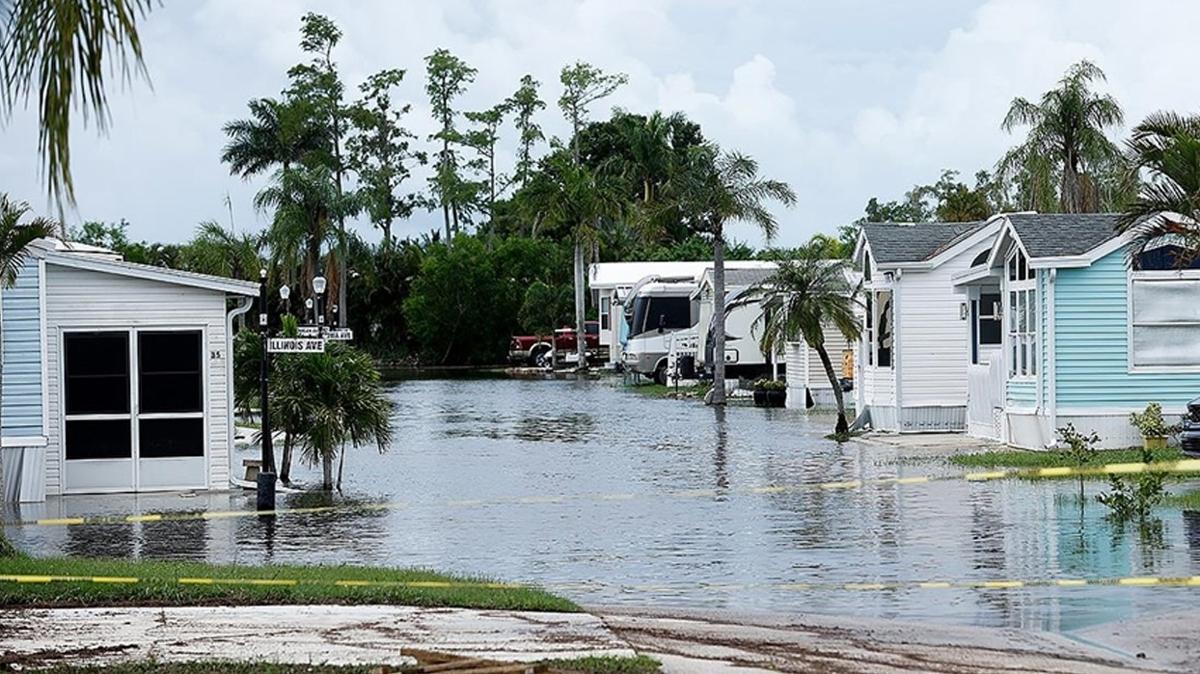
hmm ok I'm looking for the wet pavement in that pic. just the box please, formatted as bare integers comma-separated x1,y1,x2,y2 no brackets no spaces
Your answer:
8,375,1200,632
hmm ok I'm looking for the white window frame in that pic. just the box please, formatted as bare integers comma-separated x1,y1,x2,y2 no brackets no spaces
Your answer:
1005,247,1037,380
1127,269,1200,373
599,295,611,331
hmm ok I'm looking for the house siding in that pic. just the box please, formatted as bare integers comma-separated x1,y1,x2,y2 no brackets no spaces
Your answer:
896,237,991,407
1006,379,1036,408
43,264,232,495
1,258,43,438
1055,248,1200,411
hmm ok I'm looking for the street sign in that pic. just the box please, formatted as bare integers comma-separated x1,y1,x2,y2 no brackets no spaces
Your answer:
297,326,320,337
267,337,325,353
324,327,354,341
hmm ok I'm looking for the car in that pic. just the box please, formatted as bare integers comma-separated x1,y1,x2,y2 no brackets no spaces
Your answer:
508,321,602,366
1180,396,1200,456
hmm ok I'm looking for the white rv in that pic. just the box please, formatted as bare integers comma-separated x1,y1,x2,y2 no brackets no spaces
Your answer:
620,278,699,384
691,266,778,380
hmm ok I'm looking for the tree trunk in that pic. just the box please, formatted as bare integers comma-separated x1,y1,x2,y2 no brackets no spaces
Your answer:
322,451,334,491
711,233,727,405
573,238,587,370
814,340,849,435
279,434,294,484
336,444,346,493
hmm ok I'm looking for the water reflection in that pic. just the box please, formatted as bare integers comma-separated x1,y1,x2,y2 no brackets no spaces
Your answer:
11,376,1200,632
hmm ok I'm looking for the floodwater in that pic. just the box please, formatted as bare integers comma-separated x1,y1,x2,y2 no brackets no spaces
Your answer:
9,376,1200,632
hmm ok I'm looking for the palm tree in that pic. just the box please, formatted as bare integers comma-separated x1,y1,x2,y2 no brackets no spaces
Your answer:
666,144,796,405
733,247,862,433
535,149,625,369
180,221,264,281
271,341,393,490
0,0,154,208
1117,111,1200,267
254,165,354,302
221,97,329,179
0,195,55,523
998,60,1126,213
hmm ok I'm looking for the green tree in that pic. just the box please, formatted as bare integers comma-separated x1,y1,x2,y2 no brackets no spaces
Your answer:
0,0,154,208
557,63,627,369
1117,111,1200,267
463,103,509,224
288,13,352,326
998,60,1126,213
271,341,393,491
346,236,426,359
0,195,55,531
733,246,862,433
346,69,424,246
425,48,478,241
221,97,329,178
666,144,797,405
178,221,263,281
404,235,505,364
506,74,545,190
533,150,626,367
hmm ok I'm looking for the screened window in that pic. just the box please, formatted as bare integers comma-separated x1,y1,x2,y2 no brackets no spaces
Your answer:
1130,276,1200,368
64,332,131,460
865,294,874,366
875,290,893,368
139,331,202,414
599,296,610,331
139,418,204,458
1006,249,1037,378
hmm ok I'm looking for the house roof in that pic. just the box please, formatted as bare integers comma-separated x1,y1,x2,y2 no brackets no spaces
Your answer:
859,221,989,265
698,266,778,289
42,249,260,296
1005,213,1124,259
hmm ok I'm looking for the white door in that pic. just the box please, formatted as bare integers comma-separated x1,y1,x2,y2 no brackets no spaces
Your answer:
62,329,206,493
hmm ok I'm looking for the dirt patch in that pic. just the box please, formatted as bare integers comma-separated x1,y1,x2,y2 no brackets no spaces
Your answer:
1,644,136,671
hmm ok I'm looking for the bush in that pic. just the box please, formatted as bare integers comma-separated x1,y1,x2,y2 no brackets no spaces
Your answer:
1097,445,1165,522
1056,423,1099,466
752,377,786,392
1130,402,1179,439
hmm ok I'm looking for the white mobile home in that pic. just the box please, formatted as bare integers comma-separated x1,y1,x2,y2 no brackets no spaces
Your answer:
587,260,774,367
1,240,258,502
853,218,1002,431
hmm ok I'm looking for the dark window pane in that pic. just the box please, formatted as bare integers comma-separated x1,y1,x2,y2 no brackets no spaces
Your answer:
66,419,131,460
139,332,202,413
980,319,1003,345
64,333,129,415
139,418,204,458
649,297,692,330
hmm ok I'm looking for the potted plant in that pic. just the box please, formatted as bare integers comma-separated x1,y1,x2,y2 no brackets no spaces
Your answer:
1130,402,1178,451
752,378,787,408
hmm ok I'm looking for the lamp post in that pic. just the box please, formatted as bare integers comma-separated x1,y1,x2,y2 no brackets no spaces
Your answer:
257,269,277,511
305,298,314,325
279,283,291,317
313,275,327,334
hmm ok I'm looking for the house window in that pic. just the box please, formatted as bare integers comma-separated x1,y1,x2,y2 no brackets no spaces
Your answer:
1130,275,1200,368
1006,249,1037,378
64,332,131,460
874,290,892,368
865,294,874,366
979,292,1002,345
600,296,610,331
863,250,872,282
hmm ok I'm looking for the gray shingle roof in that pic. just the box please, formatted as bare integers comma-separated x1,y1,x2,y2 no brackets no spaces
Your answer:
861,221,988,264
720,268,777,287
1006,213,1123,258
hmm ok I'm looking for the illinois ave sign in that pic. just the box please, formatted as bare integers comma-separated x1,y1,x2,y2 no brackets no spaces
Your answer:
267,337,326,353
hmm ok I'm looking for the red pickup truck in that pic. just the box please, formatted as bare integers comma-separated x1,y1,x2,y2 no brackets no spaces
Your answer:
509,322,602,366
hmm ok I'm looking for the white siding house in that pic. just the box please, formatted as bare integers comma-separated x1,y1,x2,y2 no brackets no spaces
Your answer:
853,218,1003,432
1,240,257,501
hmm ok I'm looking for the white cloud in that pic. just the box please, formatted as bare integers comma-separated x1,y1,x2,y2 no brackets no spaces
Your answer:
2,0,1199,248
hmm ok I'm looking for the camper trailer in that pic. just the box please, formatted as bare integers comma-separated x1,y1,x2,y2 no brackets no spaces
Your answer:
691,267,778,380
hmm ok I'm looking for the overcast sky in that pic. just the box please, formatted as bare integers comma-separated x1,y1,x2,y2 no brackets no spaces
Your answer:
2,0,1198,248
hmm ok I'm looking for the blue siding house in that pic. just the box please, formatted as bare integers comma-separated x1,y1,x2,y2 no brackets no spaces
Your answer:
955,213,1200,449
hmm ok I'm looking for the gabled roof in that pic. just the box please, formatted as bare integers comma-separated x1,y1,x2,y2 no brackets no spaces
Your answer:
697,266,778,289
858,220,989,266
1004,213,1124,258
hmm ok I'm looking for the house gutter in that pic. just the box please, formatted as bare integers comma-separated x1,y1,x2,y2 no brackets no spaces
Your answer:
225,296,254,486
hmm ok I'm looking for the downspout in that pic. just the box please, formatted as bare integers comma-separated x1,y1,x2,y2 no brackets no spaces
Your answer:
226,297,254,488
893,269,903,430
1046,269,1057,448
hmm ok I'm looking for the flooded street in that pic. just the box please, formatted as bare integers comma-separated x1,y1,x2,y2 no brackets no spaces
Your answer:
9,376,1200,632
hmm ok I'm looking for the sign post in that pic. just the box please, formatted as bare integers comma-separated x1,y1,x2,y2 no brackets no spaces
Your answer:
257,270,276,512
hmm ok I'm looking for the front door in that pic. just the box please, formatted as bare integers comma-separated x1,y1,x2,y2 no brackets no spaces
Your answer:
63,329,206,493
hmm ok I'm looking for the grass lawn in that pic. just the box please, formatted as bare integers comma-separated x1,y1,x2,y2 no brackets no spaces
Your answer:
1163,489,1200,510
33,657,663,674
627,383,710,399
0,554,578,612
949,446,1184,469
